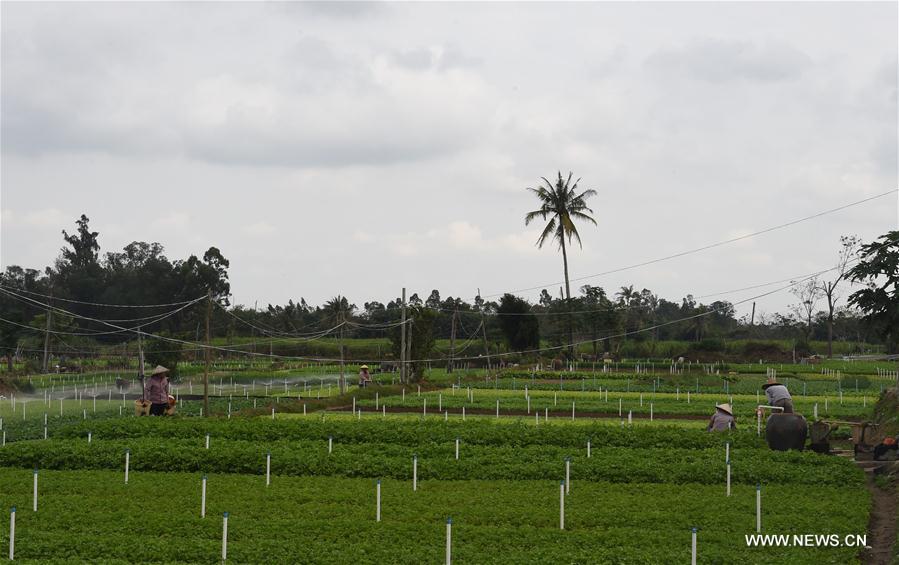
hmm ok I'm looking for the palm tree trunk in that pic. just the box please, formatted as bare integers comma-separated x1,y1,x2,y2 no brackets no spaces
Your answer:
560,236,573,358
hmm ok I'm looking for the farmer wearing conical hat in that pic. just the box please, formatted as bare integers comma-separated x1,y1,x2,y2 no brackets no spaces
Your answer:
144,365,171,416
763,376,794,414
707,403,736,432
358,365,372,388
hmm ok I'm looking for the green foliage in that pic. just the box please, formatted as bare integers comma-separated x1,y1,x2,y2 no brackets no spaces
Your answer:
848,230,899,350
497,294,540,351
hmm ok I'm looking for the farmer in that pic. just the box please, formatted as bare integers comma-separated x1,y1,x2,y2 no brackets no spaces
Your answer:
762,376,794,414
358,365,372,388
707,403,736,431
144,365,171,416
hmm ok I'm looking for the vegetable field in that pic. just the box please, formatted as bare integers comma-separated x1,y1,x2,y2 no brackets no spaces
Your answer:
0,364,887,563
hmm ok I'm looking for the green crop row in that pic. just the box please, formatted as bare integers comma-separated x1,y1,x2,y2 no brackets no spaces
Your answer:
0,469,869,564
0,437,862,486
45,415,767,450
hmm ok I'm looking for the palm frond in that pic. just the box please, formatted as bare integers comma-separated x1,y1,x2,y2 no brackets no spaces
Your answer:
536,217,556,249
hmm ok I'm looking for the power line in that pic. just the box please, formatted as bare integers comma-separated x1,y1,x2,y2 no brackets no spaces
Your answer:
483,188,897,298
0,284,204,308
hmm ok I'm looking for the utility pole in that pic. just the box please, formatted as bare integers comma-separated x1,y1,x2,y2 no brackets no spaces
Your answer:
400,288,406,384
750,302,756,326
41,290,53,373
204,290,211,417
478,288,490,375
338,308,346,394
448,306,457,374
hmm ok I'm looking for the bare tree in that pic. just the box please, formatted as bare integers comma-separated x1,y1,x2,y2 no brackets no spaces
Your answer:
790,277,821,342
816,235,861,358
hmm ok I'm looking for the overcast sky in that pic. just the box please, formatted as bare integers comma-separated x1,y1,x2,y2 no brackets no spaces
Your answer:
1,1,897,319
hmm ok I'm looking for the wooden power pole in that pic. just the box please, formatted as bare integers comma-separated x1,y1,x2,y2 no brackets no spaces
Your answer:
400,287,406,384
478,288,490,375
204,290,211,417
448,306,457,374
41,287,53,373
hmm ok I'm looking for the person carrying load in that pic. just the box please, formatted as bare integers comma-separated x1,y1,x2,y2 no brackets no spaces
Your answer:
144,365,173,416
762,376,794,413
707,403,736,431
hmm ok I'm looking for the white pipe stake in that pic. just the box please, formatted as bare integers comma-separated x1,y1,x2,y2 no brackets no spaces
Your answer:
559,481,565,530
587,440,591,458
201,475,207,518
376,480,381,522
756,485,762,532
413,455,418,491
691,527,697,565
455,438,460,460
33,470,38,512
9,507,14,561
124,449,130,484
446,517,452,564
206,434,210,450
222,512,229,561
726,461,731,497
565,457,571,493
266,452,271,486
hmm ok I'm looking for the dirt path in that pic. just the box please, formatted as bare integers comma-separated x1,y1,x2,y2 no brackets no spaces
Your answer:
861,473,896,564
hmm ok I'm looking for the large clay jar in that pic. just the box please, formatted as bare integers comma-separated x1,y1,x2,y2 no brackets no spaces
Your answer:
765,413,808,451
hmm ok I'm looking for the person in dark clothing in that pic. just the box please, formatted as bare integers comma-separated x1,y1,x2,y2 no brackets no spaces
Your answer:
145,365,171,416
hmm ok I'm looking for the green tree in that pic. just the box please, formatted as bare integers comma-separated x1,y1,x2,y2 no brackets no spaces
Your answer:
388,305,436,382
524,171,598,357
496,294,540,352
847,231,899,352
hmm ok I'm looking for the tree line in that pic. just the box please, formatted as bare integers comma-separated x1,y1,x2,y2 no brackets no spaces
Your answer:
1,215,896,374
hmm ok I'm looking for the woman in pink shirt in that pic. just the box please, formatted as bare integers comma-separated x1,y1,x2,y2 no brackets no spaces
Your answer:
145,365,171,416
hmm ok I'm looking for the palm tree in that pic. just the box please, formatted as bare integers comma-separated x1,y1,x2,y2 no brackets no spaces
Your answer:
525,171,598,356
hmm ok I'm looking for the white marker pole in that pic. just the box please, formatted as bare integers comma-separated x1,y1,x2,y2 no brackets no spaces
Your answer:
496,400,499,419
266,452,271,486
446,517,452,565
222,512,229,561
587,440,591,458
565,457,571,494
756,485,762,532
413,455,418,491
9,507,14,561
571,401,575,421
33,469,38,512
328,436,333,454
455,438,460,460
559,481,565,530
201,475,207,518
206,434,210,450
124,449,130,484
691,527,697,565
726,460,731,497
813,403,818,419
376,480,381,522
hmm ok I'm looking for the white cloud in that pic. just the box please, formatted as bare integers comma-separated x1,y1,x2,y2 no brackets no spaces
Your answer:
151,212,190,229
241,221,276,236
0,208,70,229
